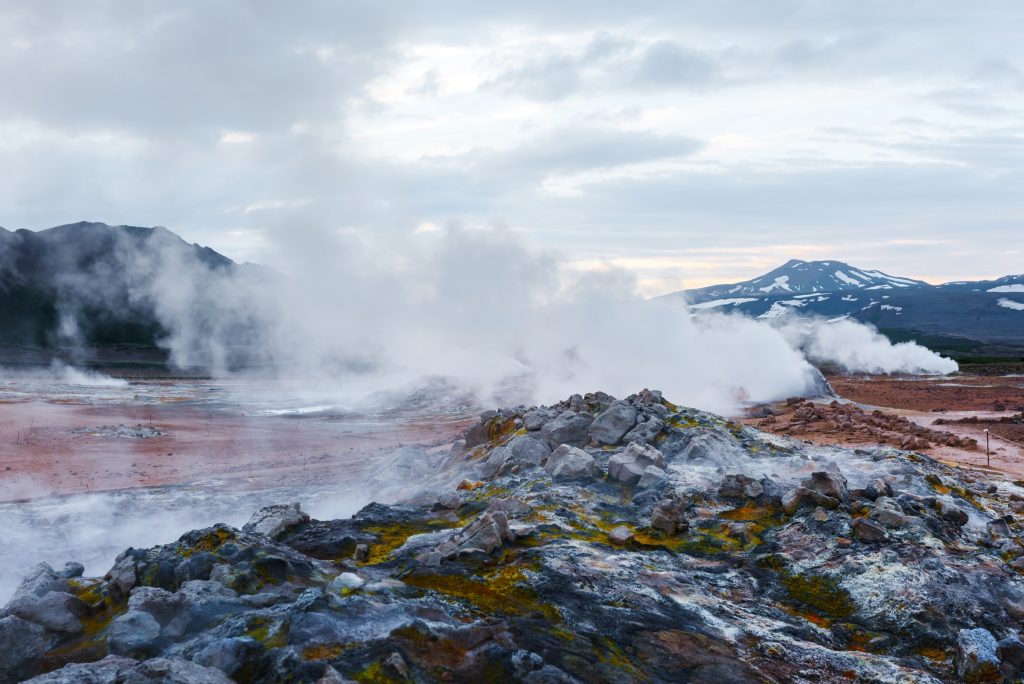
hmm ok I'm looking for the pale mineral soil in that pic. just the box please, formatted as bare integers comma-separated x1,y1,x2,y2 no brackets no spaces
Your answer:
742,371,1024,477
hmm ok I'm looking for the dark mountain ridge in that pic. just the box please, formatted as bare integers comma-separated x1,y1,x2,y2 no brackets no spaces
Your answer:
669,259,1024,359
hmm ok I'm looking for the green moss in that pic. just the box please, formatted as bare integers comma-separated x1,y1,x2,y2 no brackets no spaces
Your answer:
245,617,289,649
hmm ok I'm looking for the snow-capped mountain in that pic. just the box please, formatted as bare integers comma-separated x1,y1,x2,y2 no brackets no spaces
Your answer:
666,260,1024,357
684,259,931,301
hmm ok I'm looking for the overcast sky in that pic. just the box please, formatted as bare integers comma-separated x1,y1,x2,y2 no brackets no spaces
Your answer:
1,1,1022,293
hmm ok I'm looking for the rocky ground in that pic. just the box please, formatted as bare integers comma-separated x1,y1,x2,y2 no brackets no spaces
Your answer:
5,390,1024,682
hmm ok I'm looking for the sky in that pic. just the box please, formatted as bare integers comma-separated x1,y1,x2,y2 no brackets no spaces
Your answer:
1,1,1022,295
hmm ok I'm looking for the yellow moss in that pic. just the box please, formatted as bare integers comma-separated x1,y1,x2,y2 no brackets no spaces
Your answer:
916,646,950,663
360,519,465,566
780,573,854,618
404,561,560,622
302,643,351,660
245,617,289,649
180,527,233,557
351,661,405,684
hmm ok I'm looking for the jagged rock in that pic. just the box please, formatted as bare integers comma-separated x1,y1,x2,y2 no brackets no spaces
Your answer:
998,635,1024,678
109,610,162,656
608,443,664,485
853,518,888,543
589,401,637,445
955,628,1000,682
638,465,668,489
782,486,838,514
869,498,910,528
486,435,551,477
623,416,664,444
0,615,52,682
192,637,264,679
540,411,593,448
242,502,309,539
105,553,138,600
57,562,85,580
987,517,1012,539
800,470,848,503
718,474,764,500
121,656,232,683
383,651,409,679
936,499,969,526
863,478,893,500
8,563,68,604
425,511,512,564
650,498,688,535
609,526,634,545
488,496,533,517
22,655,139,683
544,444,597,479
523,410,549,431
7,590,86,634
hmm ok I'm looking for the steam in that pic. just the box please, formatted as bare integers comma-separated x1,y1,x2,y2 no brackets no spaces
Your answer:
25,223,957,414
48,360,128,387
776,318,958,375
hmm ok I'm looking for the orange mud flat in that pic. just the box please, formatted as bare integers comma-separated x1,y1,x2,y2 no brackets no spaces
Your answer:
0,399,473,503
743,372,1024,477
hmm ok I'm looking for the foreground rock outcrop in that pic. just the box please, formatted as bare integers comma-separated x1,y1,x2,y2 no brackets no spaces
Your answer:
6,390,1024,682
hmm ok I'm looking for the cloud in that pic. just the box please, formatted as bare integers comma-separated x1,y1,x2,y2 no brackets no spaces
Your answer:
633,40,722,88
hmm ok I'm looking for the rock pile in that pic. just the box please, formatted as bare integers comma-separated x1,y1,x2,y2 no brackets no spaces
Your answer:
5,390,1024,682
759,399,978,450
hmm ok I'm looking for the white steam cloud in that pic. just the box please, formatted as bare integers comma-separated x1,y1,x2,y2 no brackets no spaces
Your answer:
777,318,958,375
47,224,956,414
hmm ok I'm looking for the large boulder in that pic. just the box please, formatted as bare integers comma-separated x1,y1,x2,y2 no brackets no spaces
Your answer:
108,610,162,656
242,503,309,539
608,443,665,485
7,590,86,634
544,445,597,479
589,402,637,445
718,474,764,500
800,471,848,503
425,512,513,564
540,411,593,449
955,628,1000,682
0,615,52,682
7,563,68,604
481,435,551,478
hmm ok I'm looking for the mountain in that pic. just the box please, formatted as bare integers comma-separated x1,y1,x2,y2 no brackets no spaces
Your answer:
686,259,931,300
671,260,1024,359
0,221,266,368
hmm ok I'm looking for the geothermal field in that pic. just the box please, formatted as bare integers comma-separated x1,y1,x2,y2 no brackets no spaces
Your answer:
6,3,1024,683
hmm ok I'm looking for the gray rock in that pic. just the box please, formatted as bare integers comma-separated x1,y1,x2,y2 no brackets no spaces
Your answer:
8,563,68,605
0,615,52,682
330,572,365,591
523,410,549,431
853,518,888,543
800,470,848,503
623,416,664,444
490,435,552,477
426,511,512,564
589,402,637,445
782,486,839,514
242,502,310,539
105,553,138,600
987,517,1012,538
8,590,86,634
57,562,85,579
864,478,893,500
955,628,999,681
608,443,664,485
108,610,162,656
638,465,668,489
545,444,597,479
120,656,232,684
609,526,634,545
936,499,969,526
192,637,263,678
22,655,138,683
540,411,593,449
718,474,764,500
998,635,1024,676
650,498,688,535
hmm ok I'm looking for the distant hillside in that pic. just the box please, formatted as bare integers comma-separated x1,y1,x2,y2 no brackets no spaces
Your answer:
668,259,1024,360
0,221,269,369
